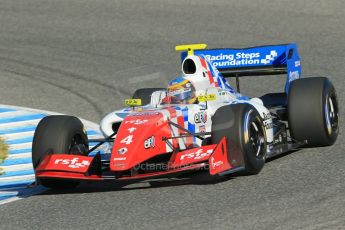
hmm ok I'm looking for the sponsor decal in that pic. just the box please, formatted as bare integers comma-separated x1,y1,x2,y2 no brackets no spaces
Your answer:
180,148,213,160
113,157,126,161
168,88,192,97
130,112,160,116
204,50,277,67
263,112,272,120
260,50,278,64
113,162,125,167
125,98,142,106
295,60,301,67
199,125,206,133
289,71,300,82
54,157,90,169
117,147,128,155
120,135,133,145
144,136,155,149
197,94,216,102
210,156,224,168
125,119,148,125
127,127,137,133
194,111,207,123
264,121,273,129
263,112,273,129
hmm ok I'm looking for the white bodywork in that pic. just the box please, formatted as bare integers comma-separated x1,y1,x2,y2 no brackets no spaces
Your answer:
100,89,273,148
100,52,274,152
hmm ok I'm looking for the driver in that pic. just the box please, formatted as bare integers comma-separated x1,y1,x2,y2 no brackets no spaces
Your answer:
163,77,197,104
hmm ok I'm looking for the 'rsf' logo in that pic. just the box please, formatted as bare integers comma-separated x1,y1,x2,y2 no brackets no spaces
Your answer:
180,148,213,160
144,136,155,149
54,157,90,169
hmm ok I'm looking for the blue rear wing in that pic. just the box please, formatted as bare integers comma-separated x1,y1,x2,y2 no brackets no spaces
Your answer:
182,43,301,92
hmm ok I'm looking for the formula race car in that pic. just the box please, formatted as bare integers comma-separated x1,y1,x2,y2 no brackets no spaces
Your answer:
32,43,339,189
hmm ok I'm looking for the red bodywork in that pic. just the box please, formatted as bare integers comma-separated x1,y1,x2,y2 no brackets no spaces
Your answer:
35,112,235,182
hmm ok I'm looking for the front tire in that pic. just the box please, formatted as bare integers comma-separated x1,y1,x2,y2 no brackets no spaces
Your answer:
211,104,267,175
32,115,89,189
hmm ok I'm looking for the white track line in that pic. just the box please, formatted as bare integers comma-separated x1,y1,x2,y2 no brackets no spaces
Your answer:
0,186,47,205
0,104,101,132
0,110,34,118
8,142,32,150
1,164,33,172
1,131,35,140
6,152,31,160
0,119,41,129
0,174,35,183
0,191,18,195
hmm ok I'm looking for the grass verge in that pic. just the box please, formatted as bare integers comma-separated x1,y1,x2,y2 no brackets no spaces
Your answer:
0,137,8,175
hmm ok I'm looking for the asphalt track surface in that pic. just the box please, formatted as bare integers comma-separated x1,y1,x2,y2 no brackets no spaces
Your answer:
0,0,344,229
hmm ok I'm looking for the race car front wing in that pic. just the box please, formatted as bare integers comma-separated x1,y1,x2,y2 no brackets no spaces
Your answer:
35,137,236,182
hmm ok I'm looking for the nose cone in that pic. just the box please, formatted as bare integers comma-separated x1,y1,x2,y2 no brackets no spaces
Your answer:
110,111,170,171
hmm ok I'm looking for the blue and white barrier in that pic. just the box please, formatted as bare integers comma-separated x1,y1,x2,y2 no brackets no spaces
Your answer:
0,105,106,205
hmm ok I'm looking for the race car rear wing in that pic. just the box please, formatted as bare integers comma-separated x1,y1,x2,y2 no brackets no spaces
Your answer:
181,43,301,92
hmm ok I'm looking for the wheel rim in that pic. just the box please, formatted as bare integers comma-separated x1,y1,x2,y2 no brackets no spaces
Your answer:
324,94,338,136
249,121,265,159
244,111,266,160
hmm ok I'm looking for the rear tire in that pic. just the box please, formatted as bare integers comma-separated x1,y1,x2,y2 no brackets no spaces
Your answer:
288,77,339,147
132,88,165,105
32,115,89,189
211,104,267,175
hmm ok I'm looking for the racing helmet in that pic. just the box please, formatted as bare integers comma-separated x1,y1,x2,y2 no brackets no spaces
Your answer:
166,77,197,104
